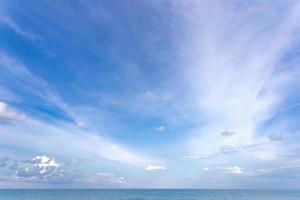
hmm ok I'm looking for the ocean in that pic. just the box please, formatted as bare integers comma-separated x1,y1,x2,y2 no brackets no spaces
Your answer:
0,189,300,200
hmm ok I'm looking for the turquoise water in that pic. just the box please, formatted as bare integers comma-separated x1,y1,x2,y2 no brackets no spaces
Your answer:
0,189,300,200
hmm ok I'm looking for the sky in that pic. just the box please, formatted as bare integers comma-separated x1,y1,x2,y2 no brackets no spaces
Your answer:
1,0,300,189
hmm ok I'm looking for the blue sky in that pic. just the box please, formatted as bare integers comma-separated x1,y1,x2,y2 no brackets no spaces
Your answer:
1,0,300,189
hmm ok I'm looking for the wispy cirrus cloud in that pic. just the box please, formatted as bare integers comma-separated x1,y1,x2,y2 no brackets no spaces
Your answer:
0,15,40,41
171,0,300,162
1,0,300,189
0,51,83,126
0,51,152,166
0,107,151,166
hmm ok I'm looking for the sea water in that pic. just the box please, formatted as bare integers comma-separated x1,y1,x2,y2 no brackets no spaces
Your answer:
0,189,300,200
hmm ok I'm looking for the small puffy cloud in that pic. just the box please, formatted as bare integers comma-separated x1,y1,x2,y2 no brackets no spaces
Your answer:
32,155,60,175
145,91,155,97
223,166,243,174
76,120,87,128
155,126,165,132
16,155,60,178
145,164,167,171
0,101,26,123
112,176,126,184
203,167,209,171
220,130,235,137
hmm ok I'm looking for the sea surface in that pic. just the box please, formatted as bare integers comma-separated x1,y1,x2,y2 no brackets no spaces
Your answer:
0,189,300,200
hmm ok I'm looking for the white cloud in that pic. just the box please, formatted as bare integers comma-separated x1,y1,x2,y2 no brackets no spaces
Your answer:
1,1,300,188
31,155,60,175
16,155,60,178
76,120,87,128
223,166,243,175
0,51,83,127
0,116,151,166
1,155,128,186
172,0,300,163
155,126,165,132
145,91,155,97
0,52,152,166
203,167,209,171
0,101,26,122
145,164,167,171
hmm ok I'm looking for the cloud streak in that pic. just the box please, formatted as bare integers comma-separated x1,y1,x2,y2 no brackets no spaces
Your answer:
0,51,152,166
0,115,151,166
0,101,26,122
145,164,167,171
171,0,300,161
222,166,243,175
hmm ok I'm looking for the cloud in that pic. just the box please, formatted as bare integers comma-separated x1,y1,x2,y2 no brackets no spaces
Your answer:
145,164,166,171
1,155,127,186
220,131,235,137
203,167,209,171
182,152,218,160
0,86,19,102
31,156,60,175
92,173,126,184
223,166,243,175
0,157,18,171
0,116,151,166
0,101,26,122
254,165,300,179
155,126,165,132
16,155,60,178
0,157,11,168
183,136,286,162
0,51,152,166
76,120,87,128
74,172,127,186
220,145,239,154
1,0,300,188
174,0,300,162
76,172,126,186
0,51,81,126
268,133,284,141
0,15,40,40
